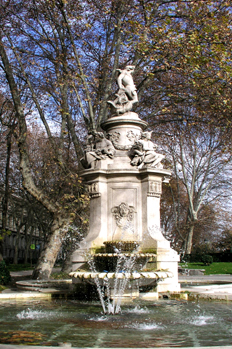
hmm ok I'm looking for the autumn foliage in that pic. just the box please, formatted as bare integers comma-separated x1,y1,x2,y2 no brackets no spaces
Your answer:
0,0,231,274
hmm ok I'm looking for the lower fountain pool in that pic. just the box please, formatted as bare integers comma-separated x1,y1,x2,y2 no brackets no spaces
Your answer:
0,299,232,347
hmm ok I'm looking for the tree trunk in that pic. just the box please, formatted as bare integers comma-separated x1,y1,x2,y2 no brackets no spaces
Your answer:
13,227,21,264
61,251,73,273
185,224,195,255
24,225,31,264
0,131,13,261
32,217,69,279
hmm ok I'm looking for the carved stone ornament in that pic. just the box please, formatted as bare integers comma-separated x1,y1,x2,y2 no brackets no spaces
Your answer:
107,132,131,151
148,181,162,197
111,202,136,227
107,65,138,115
87,182,101,198
127,130,141,143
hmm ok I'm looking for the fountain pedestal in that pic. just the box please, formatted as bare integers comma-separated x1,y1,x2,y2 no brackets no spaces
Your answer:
71,111,180,295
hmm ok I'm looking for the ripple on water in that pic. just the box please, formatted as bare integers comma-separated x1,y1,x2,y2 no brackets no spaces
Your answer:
127,321,164,331
89,315,108,322
126,305,150,314
16,308,56,320
190,315,216,326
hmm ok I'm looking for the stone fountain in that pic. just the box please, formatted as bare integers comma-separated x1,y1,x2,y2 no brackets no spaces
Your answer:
70,66,180,303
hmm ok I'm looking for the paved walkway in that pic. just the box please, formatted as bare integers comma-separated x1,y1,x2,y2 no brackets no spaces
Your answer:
10,267,61,277
179,274,232,284
0,268,63,299
179,274,232,300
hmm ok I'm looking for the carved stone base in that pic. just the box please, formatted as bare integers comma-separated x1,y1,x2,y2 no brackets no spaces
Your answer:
72,111,180,294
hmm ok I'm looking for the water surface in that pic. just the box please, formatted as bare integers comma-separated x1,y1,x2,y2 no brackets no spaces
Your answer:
0,299,231,347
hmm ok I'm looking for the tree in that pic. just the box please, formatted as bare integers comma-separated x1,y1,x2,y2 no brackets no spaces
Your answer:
0,0,148,277
160,122,232,255
0,39,88,277
161,177,189,252
134,1,232,129
210,209,232,253
0,95,18,260
0,0,231,277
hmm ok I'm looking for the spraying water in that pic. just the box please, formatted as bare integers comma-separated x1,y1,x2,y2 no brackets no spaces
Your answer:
87,243,138,314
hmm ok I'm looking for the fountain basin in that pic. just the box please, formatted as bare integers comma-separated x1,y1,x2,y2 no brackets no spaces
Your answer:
16,279,72,293
70,270,172,281
70,270,173,303
0,298,232,347
70,245,178,303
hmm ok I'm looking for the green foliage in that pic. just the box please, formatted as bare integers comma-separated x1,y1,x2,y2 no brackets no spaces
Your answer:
50,272,71,279
0,261,11,285
0,285,7,292
7,264,33,272
201,254,213,266
0,230,11,240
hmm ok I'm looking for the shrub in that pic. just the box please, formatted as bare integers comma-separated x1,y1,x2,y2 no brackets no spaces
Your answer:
0,260,11,285
201,254,213,266
51,272,71,280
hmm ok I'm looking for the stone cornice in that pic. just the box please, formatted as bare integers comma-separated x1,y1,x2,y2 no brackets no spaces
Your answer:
80,167,172,178
101,112,148,131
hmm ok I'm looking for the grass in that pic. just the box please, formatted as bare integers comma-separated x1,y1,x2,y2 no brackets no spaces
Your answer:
179,262,232,275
